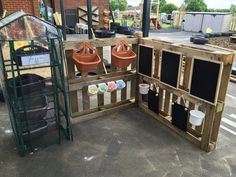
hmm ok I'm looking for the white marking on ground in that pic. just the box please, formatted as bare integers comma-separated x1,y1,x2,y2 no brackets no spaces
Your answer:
220,125,236,136
222,118,236,128
229,114,236,119
84,156,94,161
4,129,12,134
226,94,236,100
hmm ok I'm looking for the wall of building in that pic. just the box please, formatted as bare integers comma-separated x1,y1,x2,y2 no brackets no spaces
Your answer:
53,0,109,26
2,0,109,27
2,0,40,16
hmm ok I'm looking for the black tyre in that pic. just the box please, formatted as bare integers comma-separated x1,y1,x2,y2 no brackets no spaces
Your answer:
190,34,205,42
230,37,236,43
214,32,222,37
193,37,209,45
207,33,214,38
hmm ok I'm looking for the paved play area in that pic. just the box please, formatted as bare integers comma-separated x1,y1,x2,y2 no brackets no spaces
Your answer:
0,31,236,177
0,81,235,177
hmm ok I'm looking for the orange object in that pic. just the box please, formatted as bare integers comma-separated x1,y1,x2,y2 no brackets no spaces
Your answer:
112,40,137,68
103,24,109,30
72,43,101,73
103,9,109,16
103,17,110,23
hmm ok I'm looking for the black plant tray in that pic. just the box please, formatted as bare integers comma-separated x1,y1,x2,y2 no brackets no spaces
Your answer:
95,30,115,38
8,74,45,97
17,95,48,123
22,119,48,141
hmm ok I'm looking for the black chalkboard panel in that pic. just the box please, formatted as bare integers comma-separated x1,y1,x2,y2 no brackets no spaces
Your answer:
148,90,159,114
138,45,153,77
190,59,222,104
171,103,188,132
160,50,181,88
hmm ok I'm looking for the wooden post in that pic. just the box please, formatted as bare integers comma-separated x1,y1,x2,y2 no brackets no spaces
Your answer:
65,50,79,113
97,47,105,107
201,104,216,151
211,59,233,143
153,49,160,78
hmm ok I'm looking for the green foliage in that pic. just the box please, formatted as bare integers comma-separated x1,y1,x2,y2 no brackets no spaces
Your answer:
207,8,230,12
151,0,166,13
159,0,167,8
110,0,117,11
230,4,236,13
160,3,178,14
110,0,128,11
186,0,207,12
184,0,190,5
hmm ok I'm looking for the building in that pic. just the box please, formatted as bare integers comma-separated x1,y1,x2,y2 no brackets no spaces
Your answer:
0,0,109,27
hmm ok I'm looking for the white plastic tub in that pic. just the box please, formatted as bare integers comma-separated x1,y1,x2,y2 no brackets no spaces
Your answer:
189,110,205,126
139,84,150,95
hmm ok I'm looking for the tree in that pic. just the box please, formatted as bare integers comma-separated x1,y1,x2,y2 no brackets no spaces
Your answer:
230,4,236,13
186,0,207,12
110,0,118,11
160,3,178,14
110,0,128,11
184,0,190,5
151,0,166,13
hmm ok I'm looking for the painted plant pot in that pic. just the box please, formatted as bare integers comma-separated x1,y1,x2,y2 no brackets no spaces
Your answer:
107,81,117,92
98,83,108,94
88,85,98,95
116,80,126,90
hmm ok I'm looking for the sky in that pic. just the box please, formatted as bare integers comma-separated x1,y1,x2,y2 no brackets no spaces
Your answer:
127,0,236,9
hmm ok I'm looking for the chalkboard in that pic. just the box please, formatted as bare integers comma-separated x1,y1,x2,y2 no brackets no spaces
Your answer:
138,45,153,77
171,103,188,132
190,58,222,104
148,90,159,114
160,50,182,88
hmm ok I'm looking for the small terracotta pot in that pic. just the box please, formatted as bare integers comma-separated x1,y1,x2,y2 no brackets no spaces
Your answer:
103,24,109,30
103,9,110,16
103,17,110,24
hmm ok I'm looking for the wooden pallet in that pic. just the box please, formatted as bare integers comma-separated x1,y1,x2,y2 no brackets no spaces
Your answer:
138,38,234,152
63,34,234,152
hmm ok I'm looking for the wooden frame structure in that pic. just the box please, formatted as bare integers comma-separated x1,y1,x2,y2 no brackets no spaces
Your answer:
64,35,234,152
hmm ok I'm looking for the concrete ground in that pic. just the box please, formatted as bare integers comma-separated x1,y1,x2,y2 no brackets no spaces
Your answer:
0,82,236,177
0,31,236,177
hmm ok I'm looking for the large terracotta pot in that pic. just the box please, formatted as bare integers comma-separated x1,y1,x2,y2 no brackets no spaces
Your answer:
112,40,137,68
72,43,101,73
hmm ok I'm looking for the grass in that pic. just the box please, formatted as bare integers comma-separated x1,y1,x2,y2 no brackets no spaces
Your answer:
161,23,172,28
112,19,173,29
113,19,134,27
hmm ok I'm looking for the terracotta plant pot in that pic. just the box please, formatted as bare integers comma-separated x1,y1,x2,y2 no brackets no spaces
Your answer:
72,43,101,73
103,17,110,24
103,9,110,16
112,40,137,68
103,24,109,30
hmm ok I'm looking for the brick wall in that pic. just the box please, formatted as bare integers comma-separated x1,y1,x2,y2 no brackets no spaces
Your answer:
3,0,34,14
2,0,109,25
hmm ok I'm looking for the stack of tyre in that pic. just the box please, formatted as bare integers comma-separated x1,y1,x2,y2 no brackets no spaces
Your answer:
190,32,236,45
